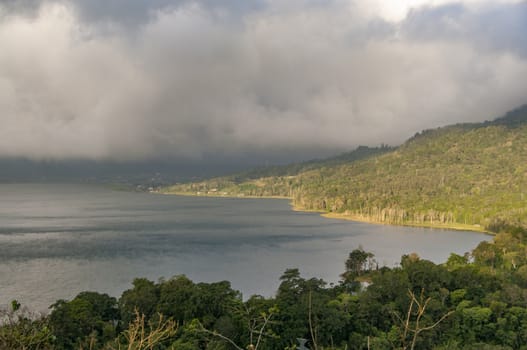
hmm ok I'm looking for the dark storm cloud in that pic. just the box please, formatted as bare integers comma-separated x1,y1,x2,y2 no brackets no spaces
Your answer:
0,0,526,161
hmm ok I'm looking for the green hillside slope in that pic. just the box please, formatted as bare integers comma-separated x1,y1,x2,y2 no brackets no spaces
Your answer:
163,105,527,233
164,145,393,198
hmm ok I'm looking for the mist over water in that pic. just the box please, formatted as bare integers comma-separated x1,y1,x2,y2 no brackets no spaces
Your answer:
0,184,490,311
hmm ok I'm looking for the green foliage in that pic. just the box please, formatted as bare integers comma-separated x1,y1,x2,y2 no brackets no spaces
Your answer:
49,292,118,349
342,247,376,285
162,145,392,199
446,253,470,271
0,304,54,350
107,311,177,350
11,300,21,312
231,145,394,182
119,278,159,326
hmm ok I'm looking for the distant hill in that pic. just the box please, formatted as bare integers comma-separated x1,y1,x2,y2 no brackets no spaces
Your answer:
163,105,527,233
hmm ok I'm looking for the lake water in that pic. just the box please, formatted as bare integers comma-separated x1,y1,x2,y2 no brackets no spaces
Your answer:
0,184,490,311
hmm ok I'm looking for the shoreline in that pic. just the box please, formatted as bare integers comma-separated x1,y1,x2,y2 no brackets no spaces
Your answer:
158,190,289,200
320,212,493,235
160,191,493,235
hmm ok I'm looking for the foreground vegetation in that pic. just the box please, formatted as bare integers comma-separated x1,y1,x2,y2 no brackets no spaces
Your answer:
3,227,527,349
163,105,527,234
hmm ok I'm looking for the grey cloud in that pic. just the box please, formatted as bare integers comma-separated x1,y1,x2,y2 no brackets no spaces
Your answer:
0,0,42,17
402,2,527,58
0,1,526,161
0,0,265,26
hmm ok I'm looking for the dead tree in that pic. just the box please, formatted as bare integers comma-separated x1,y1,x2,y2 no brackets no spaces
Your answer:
393,289,454,350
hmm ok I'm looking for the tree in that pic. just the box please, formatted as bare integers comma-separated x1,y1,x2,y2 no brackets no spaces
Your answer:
445,253,469,271
156,275,198,325
392,289,454,350
107,311,177,350
342,248,376,282
472,241,502,268
49,292,118,349
119,278,159,326
236,295,279,349
0,301,53,350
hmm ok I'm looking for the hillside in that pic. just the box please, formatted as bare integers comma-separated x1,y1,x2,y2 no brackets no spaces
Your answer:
163,105,527,233
164,145,393,198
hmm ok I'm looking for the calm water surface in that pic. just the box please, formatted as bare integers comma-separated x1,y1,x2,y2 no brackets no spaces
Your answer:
0,184,490,311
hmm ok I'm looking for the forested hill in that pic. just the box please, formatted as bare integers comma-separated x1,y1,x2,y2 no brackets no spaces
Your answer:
163,145,393,197
163,105,527,233
230,144,394,181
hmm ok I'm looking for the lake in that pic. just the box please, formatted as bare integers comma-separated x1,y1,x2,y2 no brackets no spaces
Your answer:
0,183,490,311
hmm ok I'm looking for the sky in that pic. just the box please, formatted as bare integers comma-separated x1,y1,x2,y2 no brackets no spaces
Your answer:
0,0,526,163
